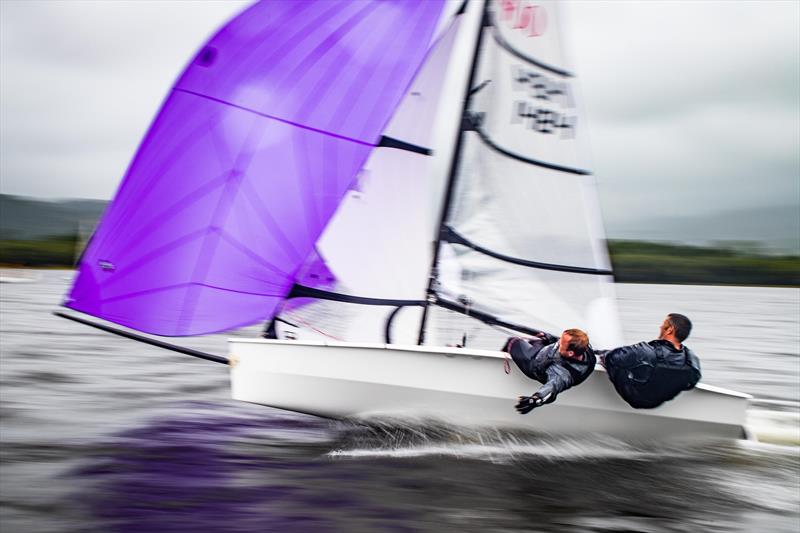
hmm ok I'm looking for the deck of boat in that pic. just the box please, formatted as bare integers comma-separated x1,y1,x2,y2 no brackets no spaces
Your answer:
229,338,752,441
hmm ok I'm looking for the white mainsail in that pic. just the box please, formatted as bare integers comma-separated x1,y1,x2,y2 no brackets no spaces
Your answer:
279,0,622,349
436,0,623,348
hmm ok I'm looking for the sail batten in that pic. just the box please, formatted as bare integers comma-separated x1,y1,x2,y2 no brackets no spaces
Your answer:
429,0,623,348
289,285,426,307
489,26,574,77
442,226,612,275
470,123,590,175
376,136,433,156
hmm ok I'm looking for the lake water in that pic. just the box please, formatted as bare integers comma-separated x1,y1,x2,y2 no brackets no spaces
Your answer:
1,271,798,532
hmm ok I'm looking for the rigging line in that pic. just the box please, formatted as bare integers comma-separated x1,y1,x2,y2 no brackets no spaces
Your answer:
487,17,574,78
218,231,291,278
382,302,427,344
282,315,344,341
97,228,209,291
417,0,489,346
288,284,425,307
53,311,229,365
384,306,406,344
91,111,230,253
95,280,285,306
174,89,374,147
433,297,552,339
239,178,304,263
173,100,432,159
442,226,613,275
470,121,590,175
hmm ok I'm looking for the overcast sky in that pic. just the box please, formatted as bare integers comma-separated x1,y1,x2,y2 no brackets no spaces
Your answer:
1,0,798,228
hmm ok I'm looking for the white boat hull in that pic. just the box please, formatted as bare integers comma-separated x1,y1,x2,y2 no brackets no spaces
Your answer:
229,339,752,440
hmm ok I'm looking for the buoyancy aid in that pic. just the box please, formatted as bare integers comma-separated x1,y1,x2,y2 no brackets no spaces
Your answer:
607,341,701,409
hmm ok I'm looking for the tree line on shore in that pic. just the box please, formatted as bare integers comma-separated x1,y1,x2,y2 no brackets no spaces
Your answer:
1,235,797,287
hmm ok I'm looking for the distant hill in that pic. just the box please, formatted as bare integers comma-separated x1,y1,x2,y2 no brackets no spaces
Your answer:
2,193,798,254
605,204,800,254
0,195,107,240
1,194,797,283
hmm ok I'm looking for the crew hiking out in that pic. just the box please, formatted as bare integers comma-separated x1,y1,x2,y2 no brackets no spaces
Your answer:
502,328,596,414
601,313,701,409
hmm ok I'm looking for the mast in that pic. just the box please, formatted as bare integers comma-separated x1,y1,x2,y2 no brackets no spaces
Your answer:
417,0,489,345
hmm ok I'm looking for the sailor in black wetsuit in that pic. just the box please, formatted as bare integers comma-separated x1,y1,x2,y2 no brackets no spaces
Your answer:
601,313,701,409
502,328,596,414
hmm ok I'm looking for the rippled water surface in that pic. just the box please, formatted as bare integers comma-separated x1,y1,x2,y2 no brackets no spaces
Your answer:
1,271,798,532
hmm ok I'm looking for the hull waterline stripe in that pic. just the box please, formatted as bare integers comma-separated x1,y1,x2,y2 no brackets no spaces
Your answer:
443,226,613,275
54,311,229,365
288,284,426,307
471,124,590,175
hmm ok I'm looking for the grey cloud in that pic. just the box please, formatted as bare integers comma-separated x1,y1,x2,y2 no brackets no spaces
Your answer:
564,0,800,125
1,0,797,235
560,1,799,226
1,0,250,198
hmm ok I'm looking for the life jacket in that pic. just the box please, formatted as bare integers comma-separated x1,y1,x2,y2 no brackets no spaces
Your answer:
608,343,700,409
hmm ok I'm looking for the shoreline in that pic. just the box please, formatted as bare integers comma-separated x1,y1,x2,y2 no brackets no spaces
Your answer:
3,265,798,289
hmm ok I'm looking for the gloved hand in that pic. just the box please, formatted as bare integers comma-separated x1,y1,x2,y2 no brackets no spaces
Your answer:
515,393,545,414
531,331,558,345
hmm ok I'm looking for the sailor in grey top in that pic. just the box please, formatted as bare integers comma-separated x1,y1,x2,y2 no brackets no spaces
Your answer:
502,329,596,414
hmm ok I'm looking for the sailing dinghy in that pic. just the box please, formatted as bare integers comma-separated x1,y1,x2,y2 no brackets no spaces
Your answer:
58,0,752,440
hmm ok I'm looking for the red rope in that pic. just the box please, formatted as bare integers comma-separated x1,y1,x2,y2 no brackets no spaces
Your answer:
286,316,344,341
502,337,519,374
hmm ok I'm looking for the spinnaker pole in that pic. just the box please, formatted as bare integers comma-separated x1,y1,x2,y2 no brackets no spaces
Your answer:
54,311,229,365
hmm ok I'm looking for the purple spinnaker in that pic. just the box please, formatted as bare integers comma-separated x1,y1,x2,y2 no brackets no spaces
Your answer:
66,0,444,336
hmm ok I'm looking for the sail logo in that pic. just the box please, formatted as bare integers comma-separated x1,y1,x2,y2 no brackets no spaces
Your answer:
511,102,575,138
498,0,547,37
510,67,576,138
512,67,573,107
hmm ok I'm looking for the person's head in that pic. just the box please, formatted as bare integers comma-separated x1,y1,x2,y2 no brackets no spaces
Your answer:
659,313,692,345
558,328,589,359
